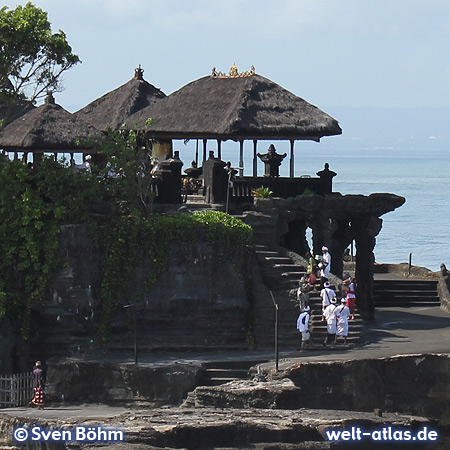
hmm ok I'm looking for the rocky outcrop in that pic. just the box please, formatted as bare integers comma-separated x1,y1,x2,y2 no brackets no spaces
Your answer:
0,404,436,450
243,193,405,319
183,379,303,409
45,358,204,405
278,353,450,421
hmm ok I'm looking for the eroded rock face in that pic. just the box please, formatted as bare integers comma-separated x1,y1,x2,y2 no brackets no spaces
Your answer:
0,405,436,450
183,379,303,410
281,353,450,421
45,359,204,405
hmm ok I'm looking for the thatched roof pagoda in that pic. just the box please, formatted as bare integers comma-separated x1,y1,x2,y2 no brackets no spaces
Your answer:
129,66,341,141
128,65,341,176
0,92,103,153
75,67,166,131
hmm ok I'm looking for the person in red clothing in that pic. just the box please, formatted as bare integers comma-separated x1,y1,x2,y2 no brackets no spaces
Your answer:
30,361,44,409
343,276,356,320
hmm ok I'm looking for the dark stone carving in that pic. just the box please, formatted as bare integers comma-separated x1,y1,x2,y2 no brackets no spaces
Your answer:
184,160,202,178
316,162,337,194
156,151,183,203
203,151,228,203
257,144,287,177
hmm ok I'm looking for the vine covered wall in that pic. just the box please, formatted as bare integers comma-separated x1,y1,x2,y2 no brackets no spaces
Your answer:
0,157,254,368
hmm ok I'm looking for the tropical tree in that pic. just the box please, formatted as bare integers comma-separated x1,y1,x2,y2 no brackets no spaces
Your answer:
91,121,157,219
0,2,80,104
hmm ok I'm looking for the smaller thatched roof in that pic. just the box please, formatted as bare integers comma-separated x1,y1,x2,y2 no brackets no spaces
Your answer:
128,70,342,141
75,67,166,131
0,93,104,152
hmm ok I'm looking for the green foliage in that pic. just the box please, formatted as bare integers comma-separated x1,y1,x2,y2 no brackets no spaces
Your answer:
0,152,254,343
0,2,80,103
98,211,253,341
89,126,156,218
252,186,273,198
0,156,102,336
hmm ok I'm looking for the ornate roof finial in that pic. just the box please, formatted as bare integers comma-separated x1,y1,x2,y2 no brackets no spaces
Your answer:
229,63,238,77
134,65,144,80
45,91,55,105
210,65,256,79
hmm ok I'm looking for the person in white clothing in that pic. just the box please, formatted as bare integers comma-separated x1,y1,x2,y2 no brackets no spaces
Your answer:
322,298,337,347
320,246,331,279
335,298,351,345
320,282,336,312
296,306,312,350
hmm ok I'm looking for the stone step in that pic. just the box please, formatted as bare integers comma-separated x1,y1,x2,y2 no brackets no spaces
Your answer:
185,194,206,203
374,278,440,308
281,271,306,277
273,264,302,271
201,360,267,386
263,257,293,264
375,300,441,307
256,251,280,257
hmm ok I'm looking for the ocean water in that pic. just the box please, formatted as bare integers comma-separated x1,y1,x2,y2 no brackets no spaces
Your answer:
175,140,450,272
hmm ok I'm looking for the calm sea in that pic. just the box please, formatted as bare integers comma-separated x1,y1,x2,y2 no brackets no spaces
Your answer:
177,140,450,272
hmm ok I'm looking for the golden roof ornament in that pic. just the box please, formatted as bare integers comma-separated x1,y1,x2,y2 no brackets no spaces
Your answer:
211,64,255,78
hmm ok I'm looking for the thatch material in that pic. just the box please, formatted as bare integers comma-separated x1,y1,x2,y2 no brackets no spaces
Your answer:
128,73,341,141
0,94,104,152
0,100,35,127
75,68,166,131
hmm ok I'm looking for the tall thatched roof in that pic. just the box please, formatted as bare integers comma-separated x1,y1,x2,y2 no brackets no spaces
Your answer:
75,67,166,131
0,93,104,152
128,69,341,141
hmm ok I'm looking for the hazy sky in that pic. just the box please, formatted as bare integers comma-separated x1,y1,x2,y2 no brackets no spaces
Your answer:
4,0,450,113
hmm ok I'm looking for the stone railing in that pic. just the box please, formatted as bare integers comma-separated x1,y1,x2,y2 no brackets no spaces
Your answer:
231,177,327,203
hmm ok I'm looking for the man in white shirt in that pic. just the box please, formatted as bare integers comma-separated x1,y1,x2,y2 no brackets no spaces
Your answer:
322,298,337,347
320,246,331,279
296,306,311,350
335,298,351,345
320,282,336,312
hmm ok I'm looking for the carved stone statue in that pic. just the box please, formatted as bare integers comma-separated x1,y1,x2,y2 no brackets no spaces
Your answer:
257,144,287,177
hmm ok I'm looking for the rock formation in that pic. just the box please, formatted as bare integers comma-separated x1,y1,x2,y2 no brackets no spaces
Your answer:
242,193,405,319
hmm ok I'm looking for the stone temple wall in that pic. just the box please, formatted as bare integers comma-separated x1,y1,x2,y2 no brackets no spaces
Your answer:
17,224,252,370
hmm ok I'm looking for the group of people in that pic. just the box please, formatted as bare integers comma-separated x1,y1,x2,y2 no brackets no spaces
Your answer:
296,245,357,350
321,281,353,347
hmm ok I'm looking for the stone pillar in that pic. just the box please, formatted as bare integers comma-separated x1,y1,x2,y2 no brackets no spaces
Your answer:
157,151,183,203
329,221,354,280
352,217,383,320
203,151,228,204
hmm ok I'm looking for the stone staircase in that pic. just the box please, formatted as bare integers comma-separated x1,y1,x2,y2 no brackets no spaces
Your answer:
35,303,95,357
374,278,440,307
201,359,268,386
254,245,363,348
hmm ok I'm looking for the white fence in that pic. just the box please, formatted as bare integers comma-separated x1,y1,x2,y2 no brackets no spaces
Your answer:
0,373,33,407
